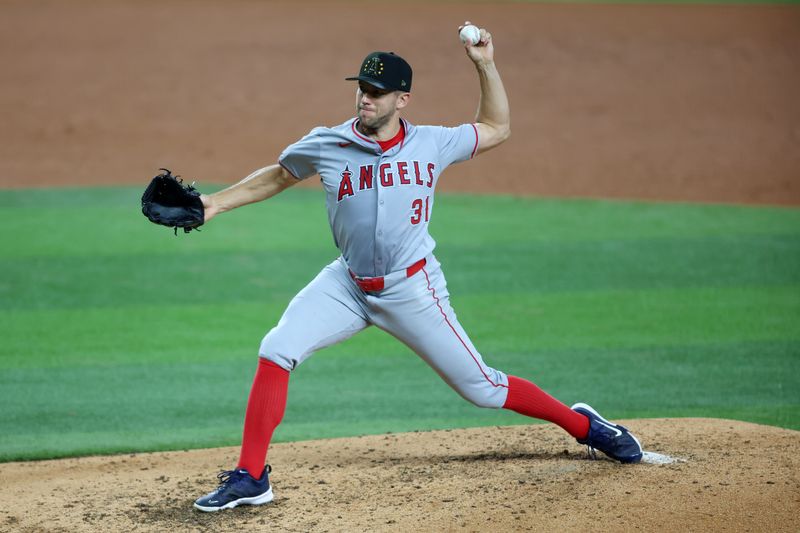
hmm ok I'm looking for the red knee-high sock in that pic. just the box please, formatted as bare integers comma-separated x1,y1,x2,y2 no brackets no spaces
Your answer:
502,375,589,440
237,358,290,478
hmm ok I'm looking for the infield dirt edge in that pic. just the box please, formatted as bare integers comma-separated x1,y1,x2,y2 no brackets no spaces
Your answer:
2,418,798,532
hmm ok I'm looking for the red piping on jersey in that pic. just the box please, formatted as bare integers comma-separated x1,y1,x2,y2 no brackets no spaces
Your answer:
399,119,409,151
376,121,406,152
352,119,406,152
470,123,479,159
422,267,507,389
351,120,376,144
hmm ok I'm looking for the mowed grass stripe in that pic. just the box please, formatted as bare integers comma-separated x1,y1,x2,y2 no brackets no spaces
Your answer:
2,235,799,310
1,286,797,368
1,339,796,461
2,187,799,258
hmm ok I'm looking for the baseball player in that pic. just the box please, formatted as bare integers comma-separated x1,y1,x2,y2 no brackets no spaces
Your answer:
193,22,642,512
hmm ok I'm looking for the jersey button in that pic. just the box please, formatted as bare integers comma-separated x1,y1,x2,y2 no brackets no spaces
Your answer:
377,230,383,236
379,200,385,206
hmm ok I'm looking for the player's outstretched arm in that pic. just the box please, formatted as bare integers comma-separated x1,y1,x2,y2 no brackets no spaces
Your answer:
201,164,297,223
460,21,511,155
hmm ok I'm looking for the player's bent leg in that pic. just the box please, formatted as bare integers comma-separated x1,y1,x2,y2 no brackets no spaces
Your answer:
373,257,590,440
196,259,370,510
372,258,509,409
247,259,368,467
259,258,369,370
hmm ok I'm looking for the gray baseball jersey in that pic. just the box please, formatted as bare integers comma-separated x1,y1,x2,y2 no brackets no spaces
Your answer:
263,117,510,409
278,118,478,277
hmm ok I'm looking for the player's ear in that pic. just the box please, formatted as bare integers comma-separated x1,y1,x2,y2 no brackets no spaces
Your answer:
396,92,411,110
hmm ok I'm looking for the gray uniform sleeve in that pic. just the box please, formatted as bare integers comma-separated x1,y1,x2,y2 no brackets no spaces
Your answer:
436,123,479,168
278,128,324,180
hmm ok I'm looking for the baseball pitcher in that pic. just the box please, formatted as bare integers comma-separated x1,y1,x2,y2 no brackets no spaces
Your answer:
180,22,642,512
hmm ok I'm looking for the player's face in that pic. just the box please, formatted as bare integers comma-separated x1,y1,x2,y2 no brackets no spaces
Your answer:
356,82,408,131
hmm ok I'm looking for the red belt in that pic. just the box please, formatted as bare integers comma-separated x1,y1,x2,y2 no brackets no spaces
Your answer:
349,258,427,292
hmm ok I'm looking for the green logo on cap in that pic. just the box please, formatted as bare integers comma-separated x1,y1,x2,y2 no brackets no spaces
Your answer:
363,57,384,77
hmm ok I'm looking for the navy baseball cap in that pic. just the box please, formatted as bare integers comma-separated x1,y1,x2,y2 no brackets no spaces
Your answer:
346,51,412,92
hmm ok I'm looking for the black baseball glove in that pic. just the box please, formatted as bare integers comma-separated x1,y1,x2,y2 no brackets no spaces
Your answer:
141,168,205,234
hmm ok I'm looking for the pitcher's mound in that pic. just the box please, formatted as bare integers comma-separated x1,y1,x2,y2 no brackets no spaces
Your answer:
1,418,797,532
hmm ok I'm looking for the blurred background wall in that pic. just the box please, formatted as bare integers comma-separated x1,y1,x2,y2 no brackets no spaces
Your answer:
1,0,798,205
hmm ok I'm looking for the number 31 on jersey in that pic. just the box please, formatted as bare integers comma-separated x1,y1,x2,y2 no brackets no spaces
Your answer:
411,196,430,225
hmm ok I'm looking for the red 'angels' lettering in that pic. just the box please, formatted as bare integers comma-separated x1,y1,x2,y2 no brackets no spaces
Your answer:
337,166,354,202
413,161,423,185
398,161,410,185
379,163,393,187
359,166,373,190
337,161,436,200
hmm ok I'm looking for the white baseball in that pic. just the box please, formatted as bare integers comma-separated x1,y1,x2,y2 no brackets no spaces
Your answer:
459,25,481,46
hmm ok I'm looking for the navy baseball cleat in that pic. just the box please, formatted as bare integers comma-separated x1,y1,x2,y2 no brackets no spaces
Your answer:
571,403,643,464
193,465,274,512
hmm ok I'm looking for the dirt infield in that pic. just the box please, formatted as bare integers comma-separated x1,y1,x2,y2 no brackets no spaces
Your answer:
1,419,798,532
1,0,798,204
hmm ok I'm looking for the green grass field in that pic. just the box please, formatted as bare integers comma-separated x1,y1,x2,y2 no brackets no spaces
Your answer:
1,186,798,462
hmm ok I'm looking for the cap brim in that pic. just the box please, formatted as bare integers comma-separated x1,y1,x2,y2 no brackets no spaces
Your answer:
345,75,390,90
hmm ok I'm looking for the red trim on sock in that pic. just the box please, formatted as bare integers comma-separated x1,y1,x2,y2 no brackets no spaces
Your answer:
237,358,290,478
502,375,589,440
